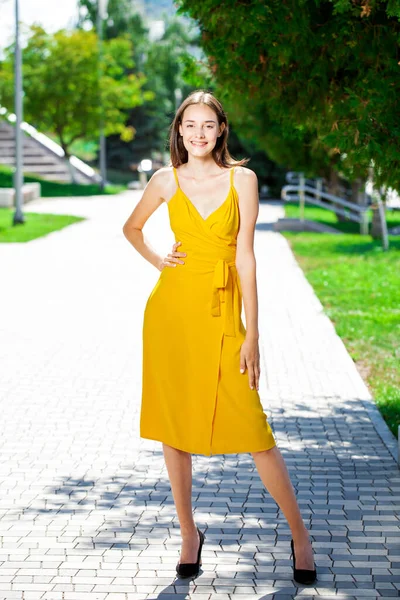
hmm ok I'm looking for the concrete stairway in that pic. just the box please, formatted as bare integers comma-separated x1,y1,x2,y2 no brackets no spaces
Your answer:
0,120,99,185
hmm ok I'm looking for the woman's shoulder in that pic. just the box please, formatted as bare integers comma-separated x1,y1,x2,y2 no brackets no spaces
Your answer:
232,165,257,178
232,165,258,187
147,166,177,203
150,165,175,184
148,165,176,189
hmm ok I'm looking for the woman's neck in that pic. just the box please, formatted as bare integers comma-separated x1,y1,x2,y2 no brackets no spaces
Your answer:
182,155,221,176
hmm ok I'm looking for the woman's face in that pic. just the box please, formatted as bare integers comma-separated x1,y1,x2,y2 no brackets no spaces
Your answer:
178,103,225,158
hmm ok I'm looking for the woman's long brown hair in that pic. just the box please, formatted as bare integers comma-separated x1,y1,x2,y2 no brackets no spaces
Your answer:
169,90,249,168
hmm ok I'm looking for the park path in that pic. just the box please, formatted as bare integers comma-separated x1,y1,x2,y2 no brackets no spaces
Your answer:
0,191,398,600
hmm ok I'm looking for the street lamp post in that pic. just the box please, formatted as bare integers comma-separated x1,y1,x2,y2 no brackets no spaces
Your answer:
97,0,108,192
13,0,25,225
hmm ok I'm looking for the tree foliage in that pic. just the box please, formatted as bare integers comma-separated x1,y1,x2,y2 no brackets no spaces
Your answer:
77,0,149,64
176,0,400,189
76,2,198,168
0,26,151,158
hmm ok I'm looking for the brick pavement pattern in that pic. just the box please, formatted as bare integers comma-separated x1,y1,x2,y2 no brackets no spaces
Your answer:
0,191,399,600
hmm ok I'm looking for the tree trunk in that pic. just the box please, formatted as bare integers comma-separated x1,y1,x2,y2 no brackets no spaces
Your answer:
58,132,78,185
327,168,346,222
371,205,382,238
351,177,367,206
371,187,387,240
62,148,78,185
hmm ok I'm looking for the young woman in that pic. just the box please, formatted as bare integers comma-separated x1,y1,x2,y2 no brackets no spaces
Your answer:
122,90,316,584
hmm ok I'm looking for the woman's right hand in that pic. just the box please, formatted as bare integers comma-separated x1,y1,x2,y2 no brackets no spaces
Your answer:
158,241,186,271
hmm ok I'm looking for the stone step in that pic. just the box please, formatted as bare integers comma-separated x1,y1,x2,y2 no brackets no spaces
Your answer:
3,163,70,175
0,140,52,150
0,119,97,184
0,182,41,207
0,142,51,152
0,156,67,168
0,150,51,159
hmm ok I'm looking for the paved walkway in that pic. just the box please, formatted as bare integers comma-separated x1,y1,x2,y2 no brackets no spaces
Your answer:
0,191,398,600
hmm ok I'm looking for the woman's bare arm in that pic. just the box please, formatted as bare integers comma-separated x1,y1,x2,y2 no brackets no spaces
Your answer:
235,166,260,341
122,167,184,271
234,166,261,390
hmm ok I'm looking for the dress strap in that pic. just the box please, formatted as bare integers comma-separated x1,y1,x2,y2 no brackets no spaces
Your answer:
173,166,180,187
230,166,235,186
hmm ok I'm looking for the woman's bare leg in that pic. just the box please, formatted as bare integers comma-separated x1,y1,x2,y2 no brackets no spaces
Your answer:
162,443,201,563
251,445,315,570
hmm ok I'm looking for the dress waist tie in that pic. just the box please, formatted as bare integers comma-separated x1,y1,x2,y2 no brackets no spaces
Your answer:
211,258,239,337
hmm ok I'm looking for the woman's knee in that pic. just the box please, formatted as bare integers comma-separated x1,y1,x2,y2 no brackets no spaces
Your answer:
250,445,277,458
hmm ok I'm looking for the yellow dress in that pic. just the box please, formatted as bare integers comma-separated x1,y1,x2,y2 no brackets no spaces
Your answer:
140,166,276,456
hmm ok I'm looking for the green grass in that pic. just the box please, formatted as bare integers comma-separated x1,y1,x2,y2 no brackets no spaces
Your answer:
281,202,400,439
0,165,125,196
0,207,85,242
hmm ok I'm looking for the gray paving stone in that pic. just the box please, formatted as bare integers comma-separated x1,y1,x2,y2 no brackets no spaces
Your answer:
0,193,399,599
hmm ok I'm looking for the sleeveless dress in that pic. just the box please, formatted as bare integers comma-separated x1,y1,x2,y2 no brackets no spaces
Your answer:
140,166,276,456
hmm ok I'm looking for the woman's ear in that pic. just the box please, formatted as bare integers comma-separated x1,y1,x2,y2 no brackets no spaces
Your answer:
218,122,226,137
178,122,183,137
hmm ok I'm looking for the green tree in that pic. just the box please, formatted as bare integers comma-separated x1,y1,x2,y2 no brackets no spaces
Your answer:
176,0,400,192
104,15,199,170
182,53,287,193
0,26,152,180
75,3,198,170
77,0,148,65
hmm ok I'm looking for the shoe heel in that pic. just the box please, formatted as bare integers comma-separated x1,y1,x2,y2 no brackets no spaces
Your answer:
176,527,205,579
290,538,317,585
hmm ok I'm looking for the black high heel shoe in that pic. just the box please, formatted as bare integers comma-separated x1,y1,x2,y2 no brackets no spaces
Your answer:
290,538,317,584
176,527,205,579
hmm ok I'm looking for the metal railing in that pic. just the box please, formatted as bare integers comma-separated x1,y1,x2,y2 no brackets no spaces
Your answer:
281,173,370,235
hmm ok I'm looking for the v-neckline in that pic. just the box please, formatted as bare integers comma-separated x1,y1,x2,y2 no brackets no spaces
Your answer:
174,167,234,222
